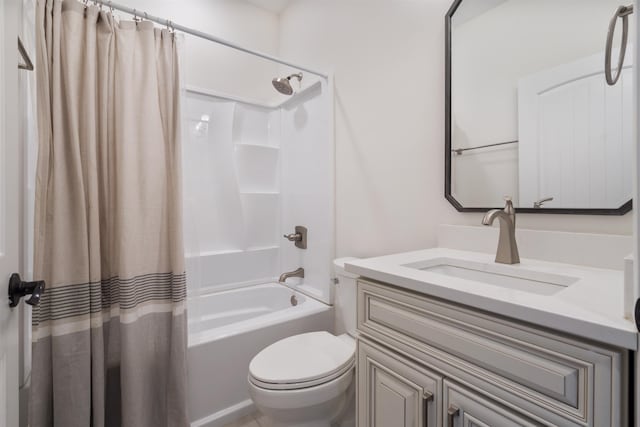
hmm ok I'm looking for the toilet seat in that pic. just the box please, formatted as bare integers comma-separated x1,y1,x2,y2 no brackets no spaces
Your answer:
250,359,355,390
249,331,355,391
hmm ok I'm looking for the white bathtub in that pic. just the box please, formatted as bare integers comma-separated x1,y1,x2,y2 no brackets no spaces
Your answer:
187,283,333,427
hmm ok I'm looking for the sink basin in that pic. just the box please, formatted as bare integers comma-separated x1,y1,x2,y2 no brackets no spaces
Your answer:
403,258,579,296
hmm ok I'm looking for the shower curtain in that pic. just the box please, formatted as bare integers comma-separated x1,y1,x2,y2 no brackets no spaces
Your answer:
30,1,188,426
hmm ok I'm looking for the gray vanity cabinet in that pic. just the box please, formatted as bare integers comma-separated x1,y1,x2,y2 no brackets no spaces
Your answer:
355,279,628,427
443,380,540,427
358,339,441,427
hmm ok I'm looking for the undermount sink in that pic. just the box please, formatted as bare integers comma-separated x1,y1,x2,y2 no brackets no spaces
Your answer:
403,258,579,296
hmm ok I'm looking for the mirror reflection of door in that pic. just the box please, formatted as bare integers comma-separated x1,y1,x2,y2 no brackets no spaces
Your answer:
447,0,634,213
518,51,633,209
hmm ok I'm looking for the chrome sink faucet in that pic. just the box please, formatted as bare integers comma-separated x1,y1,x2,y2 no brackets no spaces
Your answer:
482,197,520,264
279,267,304,283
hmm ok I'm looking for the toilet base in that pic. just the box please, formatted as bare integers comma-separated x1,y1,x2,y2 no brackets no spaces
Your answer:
248,369,354,427
255,393,349,427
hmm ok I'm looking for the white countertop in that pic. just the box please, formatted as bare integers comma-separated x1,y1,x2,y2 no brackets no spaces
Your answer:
345,248,639,350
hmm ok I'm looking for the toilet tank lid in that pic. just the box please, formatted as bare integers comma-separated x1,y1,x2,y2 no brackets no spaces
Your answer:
334,257,359,279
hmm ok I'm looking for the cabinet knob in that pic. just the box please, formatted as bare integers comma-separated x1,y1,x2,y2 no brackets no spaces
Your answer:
423,390,434,427
447,405,460,427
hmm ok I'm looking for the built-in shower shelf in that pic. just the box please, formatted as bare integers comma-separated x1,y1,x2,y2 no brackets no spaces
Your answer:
236,142,279,150
245,245,279,252
185,245,279,259
235,143,279,194
186,249,243,258
186,245,280,289
232,102,280,149
240,191,280,195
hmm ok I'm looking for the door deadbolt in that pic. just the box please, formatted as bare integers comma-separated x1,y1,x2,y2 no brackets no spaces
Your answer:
8,273,45,307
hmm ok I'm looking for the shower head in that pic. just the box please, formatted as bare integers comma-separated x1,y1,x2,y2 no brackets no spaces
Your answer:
272,73,303,95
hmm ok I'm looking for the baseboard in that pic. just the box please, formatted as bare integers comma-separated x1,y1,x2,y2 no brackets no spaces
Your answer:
191,399,256,427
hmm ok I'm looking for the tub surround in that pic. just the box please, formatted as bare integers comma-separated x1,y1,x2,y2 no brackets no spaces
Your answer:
346,247,636,349
183,79,334,307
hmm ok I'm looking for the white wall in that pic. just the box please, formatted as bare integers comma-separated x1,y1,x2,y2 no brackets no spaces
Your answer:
123,0,282,103
279,0,633,260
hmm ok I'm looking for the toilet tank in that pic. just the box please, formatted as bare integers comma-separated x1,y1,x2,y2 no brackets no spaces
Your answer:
333,258,359,336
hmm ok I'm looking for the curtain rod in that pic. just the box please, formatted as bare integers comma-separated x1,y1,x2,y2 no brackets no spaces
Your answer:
91,0,329,79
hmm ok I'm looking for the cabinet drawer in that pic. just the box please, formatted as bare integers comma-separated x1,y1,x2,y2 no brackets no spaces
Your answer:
357,280,624,426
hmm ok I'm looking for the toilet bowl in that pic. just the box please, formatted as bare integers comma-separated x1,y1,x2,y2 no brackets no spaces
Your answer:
248,331,355,427
247,258,359,427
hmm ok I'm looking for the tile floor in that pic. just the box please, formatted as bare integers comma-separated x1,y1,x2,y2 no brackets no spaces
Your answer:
221,406,355,427
222,412,269,427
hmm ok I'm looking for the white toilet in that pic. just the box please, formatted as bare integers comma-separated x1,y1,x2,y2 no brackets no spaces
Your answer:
247,258,359,427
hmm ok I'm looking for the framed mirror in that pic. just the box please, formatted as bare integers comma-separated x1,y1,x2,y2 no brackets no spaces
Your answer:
445,0,634,214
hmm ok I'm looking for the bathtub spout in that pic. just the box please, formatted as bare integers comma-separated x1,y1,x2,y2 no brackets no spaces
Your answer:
279,267,304,283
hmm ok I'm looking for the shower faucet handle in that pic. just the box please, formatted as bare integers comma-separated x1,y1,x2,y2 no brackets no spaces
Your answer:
283,226,308,250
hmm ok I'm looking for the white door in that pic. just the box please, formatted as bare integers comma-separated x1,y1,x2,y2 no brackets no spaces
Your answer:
0,0,24,426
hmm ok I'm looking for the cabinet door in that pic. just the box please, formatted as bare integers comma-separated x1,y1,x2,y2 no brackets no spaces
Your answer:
443,380,541,427
358,340,441,427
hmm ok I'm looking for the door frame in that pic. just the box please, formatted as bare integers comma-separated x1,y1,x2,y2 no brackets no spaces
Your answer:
0,0,25,426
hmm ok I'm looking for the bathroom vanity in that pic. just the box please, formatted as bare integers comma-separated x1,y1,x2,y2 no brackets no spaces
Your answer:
347,249,637,427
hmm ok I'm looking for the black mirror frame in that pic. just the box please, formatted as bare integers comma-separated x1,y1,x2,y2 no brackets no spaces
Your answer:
444,0,632,215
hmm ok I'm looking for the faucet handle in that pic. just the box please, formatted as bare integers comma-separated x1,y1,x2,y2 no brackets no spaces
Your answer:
503,196,515,216
283,233,302,242
283,226,307,249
